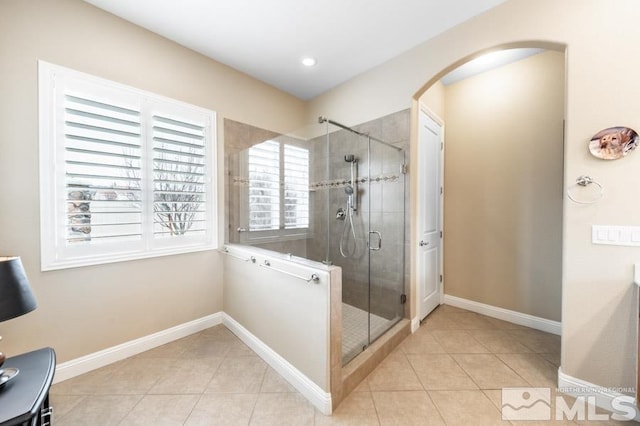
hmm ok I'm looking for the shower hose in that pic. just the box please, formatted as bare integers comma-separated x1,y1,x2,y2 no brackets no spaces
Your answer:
340,203,357,258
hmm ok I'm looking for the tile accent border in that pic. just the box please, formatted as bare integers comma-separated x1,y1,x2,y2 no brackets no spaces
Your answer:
442,294,562,335
309,174,401,191
54,312,223,383
558,367,640,422
223,313,333,415
232,174,401,191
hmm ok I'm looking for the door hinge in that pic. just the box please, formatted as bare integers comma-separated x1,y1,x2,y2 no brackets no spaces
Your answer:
400,294,407,305
441,142,444,150
401,164,408,174
440,187,443,195
440,231,443,238
440,275,443,283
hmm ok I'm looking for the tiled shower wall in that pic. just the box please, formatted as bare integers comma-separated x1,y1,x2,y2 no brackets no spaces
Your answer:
224,109,411,321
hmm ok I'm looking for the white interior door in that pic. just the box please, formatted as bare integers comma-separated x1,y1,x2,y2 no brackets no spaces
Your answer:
418,108,443,321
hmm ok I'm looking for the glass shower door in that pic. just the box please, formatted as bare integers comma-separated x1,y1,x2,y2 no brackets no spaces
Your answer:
367,137,405,343
326,120,406,365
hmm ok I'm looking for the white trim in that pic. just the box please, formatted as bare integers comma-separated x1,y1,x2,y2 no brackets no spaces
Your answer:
415,107,445,322
443,294,562,335
558,367,639,422
411,316,420,333
419,103,445,127
42,245,219,272
222,313,332,415
53,311,332,415
54,312,222,383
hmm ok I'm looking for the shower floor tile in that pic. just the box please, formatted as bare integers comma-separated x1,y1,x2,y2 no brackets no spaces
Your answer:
342,303,396,364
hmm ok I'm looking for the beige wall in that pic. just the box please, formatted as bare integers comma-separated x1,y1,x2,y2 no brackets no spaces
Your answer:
0,0,306,362
441,50,564,321
308,0,639,392
420,81,446,121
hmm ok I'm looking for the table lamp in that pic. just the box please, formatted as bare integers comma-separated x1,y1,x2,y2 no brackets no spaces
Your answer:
0,257,37,367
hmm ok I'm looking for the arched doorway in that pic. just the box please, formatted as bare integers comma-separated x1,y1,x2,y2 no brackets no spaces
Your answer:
413,45,565,337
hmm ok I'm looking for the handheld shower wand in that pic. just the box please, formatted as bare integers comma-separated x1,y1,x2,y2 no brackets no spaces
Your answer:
344,155,357,211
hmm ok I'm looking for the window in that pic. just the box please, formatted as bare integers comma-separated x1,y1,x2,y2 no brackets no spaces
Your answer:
283,144,310,230
242,140,309,241
39,61,217,270
248,140,280,231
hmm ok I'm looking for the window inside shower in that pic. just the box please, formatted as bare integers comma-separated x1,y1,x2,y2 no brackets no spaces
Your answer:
238,139,310,243
225,113,408,365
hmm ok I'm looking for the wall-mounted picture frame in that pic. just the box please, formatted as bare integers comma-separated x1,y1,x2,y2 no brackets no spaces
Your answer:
589,126,638,160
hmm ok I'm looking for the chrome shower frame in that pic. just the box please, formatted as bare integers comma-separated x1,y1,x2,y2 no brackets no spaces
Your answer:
318,116,403,151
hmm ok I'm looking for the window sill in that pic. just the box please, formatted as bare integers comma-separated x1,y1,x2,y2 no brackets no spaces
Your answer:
41,244,218,272
241,231,309,245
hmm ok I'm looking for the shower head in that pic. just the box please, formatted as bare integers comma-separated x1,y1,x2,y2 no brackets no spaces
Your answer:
344,154,355,163
344,184,354,195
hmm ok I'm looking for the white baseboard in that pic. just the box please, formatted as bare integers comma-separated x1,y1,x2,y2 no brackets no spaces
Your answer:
411,317,420,333
54,312,223,383
558,368,639,422
222,313,332,415
443,294,562,335
54,311,332,415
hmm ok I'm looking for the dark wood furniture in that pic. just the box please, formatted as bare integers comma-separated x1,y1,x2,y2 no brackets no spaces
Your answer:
0,348,55,426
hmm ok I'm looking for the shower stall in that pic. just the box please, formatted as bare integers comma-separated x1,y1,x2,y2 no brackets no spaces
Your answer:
227,115,407,365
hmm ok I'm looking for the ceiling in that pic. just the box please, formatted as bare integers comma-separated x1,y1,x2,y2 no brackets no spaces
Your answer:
441,48,544,86
83,0,508,100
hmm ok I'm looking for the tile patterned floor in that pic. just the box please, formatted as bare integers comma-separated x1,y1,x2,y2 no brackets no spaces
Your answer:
342,302,395,364
50,305,637,425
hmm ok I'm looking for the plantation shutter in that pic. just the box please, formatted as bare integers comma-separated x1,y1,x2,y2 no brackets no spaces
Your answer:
63,93,143,244
151,114,207,238
283,145,309,229
248,140,280,231
40,61,217,270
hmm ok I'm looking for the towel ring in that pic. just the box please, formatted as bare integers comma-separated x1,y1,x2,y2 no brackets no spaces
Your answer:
567,175,603,204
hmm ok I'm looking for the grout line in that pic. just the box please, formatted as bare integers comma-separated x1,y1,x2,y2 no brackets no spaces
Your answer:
448,350,483,391
368,390,382,426
423,390,450,425
115,394,146,426
247,392,261,426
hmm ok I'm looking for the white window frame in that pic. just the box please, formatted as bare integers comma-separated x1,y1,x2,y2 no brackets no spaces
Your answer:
39,61,218,271
239,139,309,244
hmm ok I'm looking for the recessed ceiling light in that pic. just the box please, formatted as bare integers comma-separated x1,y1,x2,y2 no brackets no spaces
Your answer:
301,57,317,67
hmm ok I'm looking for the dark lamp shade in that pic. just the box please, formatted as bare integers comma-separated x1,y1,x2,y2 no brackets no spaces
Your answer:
0,257,37,322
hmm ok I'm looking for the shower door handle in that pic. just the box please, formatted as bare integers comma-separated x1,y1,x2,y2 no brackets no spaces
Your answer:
368,231,382,251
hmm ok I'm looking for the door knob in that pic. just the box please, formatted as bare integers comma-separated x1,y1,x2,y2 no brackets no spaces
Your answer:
419,241,429,247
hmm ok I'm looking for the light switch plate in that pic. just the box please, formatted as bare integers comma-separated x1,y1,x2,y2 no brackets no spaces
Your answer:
592,225,640,247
